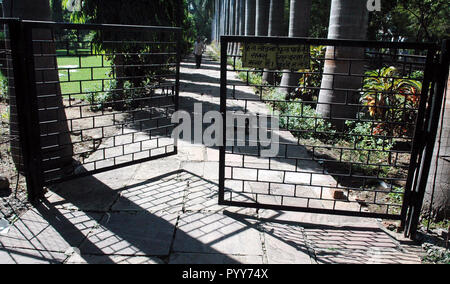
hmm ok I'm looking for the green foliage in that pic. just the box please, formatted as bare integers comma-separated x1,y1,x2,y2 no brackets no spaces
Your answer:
82,80,115,111
422,245,450,264
368,0,449,42
228,57,264,87
266,89,336,142
309,0,331,38
361,66,422,137
1,109,9,121
346,121,394,151
188,0,214,41
62,0,195,110
82,78,158,111
52,0,71,22
421,218,450,231
239,71,263,87
0,77,7,102
386,186,404,205
293,45,326,102
308,0,448,42
345,120,395,176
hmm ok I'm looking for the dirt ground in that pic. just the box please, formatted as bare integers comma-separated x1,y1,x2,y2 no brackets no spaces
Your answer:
0,102,30,221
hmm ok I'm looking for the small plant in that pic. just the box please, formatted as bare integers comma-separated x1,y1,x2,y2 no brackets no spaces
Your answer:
82,80,116,111
421,218,449,230
83,91,114,111
83,78,158,111
387,186,404,205
346,120,394,151
361,66,422,137
1,109,10,121
422,244,450,264
344,120,396,177
266,89,336,142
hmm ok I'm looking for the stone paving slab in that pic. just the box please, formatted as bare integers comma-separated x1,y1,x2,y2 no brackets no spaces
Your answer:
261,222,313,264
65,254,164,264
79,211,178,256
0,206,102,252
132,156,181,181
47,165,139,211
169,252,264,264
0,247,67,264
227,209,421,264
112,174,186,213
173,212,263,256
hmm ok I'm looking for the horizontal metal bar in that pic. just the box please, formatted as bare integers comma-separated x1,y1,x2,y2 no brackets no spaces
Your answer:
43,149,177,185
21,20,182,33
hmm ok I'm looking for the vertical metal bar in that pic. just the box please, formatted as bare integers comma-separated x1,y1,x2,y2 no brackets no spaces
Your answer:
400,48,437,228
406,40,450,238
219,36,228,205
174,29,181,155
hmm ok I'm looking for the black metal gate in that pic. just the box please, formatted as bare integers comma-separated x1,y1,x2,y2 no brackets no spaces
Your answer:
219,36,449,238
2,19,180,201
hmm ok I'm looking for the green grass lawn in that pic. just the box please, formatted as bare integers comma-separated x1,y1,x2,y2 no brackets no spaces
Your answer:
57,51,113,97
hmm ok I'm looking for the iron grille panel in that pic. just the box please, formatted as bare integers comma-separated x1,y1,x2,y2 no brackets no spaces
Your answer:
219,36,438,220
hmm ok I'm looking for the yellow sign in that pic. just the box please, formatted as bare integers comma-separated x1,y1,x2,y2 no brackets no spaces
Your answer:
242,43,310,70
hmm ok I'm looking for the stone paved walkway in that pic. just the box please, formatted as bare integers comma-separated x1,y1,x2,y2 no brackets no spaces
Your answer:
0,52,423,264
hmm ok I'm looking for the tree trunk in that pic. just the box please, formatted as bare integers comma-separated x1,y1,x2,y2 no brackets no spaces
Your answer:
255,0,269,36
4,0,73,175
423,75,450,221
228,0,235,54
262,0,285,84
245,0,256,36
316,0,368,128
235,0,246,55
232,0,243,55
280,0,312,93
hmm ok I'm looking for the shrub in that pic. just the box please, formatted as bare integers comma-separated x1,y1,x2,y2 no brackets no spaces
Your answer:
82,80,116,111
83,78,158,111
292,45,326,102
266,89,336,141
361,66,422,137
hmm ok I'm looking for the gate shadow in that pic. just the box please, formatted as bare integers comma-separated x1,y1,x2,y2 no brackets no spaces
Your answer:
224,211,419,264
3,168,264,264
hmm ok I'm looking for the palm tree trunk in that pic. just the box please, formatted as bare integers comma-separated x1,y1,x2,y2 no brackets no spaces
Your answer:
234,0,246,55
316,0,368,128
262,0,285,84
245,0,256,36
280,0,312,93
255,0,270,36
228,0,235,54
232,0,243,55
4,0,73,174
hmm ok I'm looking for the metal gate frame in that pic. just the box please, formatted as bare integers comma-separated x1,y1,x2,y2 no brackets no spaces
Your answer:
218,35,449,238
2,19,181,202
